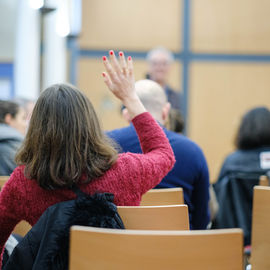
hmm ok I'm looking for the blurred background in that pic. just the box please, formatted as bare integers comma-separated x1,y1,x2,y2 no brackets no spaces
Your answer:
1,0,270,182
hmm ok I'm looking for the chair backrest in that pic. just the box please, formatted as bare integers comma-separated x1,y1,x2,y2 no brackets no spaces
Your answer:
259,175,269,186
140,187,184,206
118,205,189,230
13,221,32,236
250,186,270,270
69,226,243,270
0,176,9,189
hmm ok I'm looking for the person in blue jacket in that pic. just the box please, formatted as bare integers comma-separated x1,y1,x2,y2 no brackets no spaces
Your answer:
0,100,27,176
107,79,210,229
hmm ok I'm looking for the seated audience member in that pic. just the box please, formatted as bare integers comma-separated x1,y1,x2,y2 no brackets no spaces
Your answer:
13,97,35,125
108,79,210,229
213,106,270,245
0,51,175,268
146,47,182,112
0,100,27,175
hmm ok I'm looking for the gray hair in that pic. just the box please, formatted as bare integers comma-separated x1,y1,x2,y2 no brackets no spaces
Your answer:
146,47,175,63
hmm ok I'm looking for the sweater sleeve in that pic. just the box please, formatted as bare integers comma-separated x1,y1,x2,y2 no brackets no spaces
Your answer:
0,172,23,269
119,112,175,195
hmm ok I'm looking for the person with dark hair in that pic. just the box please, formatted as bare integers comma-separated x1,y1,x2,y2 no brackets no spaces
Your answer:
0,51,175,267
213,106,270,245
0,100,27,175
218,107,270,179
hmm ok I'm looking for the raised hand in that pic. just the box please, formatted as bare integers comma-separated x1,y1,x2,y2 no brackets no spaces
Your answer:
102,50,146,119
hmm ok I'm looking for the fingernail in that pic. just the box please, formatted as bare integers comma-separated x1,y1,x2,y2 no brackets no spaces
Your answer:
102,56,107,61
102,72,106,77
109,50,114,56
128,56,132,61
119,51,123,57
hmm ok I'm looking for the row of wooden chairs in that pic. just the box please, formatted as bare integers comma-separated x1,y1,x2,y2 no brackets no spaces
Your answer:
2,174,269,269
69,184,270,270
69,176,270,270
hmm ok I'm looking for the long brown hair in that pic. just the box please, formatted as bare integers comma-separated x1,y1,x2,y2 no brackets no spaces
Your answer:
16,84,118,189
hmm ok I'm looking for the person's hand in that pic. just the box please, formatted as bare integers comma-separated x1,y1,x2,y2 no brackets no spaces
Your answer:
102,50,136,102
102,50,146,119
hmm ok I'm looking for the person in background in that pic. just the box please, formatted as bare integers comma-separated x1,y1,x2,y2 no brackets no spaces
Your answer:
0,51,175,268
166,108,185,133
13,98,35,125
108,79,210,229
213,106,270,245
0,100,27,175
146,46,182,112
217,106,270,179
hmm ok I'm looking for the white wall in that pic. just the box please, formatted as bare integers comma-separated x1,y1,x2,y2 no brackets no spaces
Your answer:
0,0,18,61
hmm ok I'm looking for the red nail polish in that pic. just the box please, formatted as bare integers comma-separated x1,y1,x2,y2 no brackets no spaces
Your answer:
119,51,123,56
109,50,114,55
102,56,107,61
102,72,106,77
128,56,132,61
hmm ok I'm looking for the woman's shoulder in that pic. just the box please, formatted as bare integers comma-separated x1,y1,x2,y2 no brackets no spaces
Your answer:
12,165,26,177
226,147,270,163
7,165,30,186
219,147,270,176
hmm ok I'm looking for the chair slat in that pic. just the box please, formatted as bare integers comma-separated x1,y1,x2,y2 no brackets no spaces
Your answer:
140,187,184,206
70,226,243,270
118,204,189,230
251,186,270,269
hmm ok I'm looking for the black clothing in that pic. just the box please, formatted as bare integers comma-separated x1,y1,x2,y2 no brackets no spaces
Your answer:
165,85,182,111
213,147,270,245
3,188,124,270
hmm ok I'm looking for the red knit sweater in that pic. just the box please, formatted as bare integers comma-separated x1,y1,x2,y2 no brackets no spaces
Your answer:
0,112,175,266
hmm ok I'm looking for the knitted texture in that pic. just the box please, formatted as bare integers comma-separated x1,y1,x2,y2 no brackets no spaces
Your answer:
0,112,175,268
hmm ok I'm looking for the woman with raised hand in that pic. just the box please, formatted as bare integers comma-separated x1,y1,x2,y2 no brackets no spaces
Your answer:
0,51,175,267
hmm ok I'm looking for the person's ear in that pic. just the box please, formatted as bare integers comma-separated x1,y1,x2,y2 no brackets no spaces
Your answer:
122,108,131,123
162,102,171,122
4,113,12,125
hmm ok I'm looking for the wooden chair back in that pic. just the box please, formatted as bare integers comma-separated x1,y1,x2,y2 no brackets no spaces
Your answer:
69,226,243,270
259,175,269,186
13,221,32,236
118,204,189,230
250,186,270,270
140,187,184,206
0,176,9,189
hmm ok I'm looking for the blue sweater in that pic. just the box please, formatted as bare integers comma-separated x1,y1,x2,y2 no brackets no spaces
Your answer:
107,123,210,229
